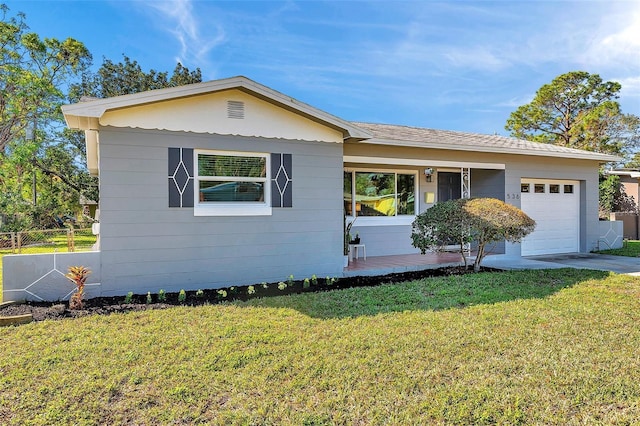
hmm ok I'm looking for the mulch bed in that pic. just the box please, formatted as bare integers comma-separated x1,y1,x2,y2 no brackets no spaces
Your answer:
1,266,496,322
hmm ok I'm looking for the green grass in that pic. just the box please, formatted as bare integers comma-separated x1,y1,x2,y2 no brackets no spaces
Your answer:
596,239,640,257
2,269,640,424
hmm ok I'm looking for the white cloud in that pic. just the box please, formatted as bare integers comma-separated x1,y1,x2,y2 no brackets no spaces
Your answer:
583,7,640,70
144,0,225,72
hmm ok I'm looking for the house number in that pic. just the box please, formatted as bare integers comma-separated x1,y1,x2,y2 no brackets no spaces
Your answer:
506,193,520,200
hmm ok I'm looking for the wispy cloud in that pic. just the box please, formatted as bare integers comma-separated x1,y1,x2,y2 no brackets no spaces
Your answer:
143,0,225,73
582,6,640,71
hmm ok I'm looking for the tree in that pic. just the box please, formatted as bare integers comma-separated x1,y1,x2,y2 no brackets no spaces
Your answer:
411,198,536,272
0,4,91,153
505,71,640,159
0,3,92,230
599,173,638,218
69,55,202,101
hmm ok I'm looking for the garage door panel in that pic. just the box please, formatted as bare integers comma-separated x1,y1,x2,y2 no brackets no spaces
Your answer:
521,179,579,256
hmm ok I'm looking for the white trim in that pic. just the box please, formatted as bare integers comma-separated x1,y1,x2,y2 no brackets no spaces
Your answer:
193,149,272,216
194,205,272,217
346,215,415,227
344,155,505,170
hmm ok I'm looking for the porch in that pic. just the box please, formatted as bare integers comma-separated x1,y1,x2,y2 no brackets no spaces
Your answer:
342,252,467,277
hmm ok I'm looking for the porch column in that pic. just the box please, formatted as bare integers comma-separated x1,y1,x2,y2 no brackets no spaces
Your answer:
461,167,470,199
461,167,471,256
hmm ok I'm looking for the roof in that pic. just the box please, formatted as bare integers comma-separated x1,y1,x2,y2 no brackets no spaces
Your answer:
351,122,621,162
62,76,372,142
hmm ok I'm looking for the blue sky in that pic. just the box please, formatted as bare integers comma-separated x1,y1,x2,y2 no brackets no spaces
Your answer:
8,0,640,135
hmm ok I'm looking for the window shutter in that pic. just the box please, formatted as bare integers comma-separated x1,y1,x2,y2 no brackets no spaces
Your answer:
271,153,292,208
168,148,194,207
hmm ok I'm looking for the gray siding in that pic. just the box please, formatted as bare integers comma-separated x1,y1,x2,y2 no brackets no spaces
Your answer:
98,128,343,296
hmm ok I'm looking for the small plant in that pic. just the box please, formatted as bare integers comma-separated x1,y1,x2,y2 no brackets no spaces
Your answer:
65,266,91,310
287,274,294,287
311,274,318,286
158,289,166,302
278,281,287,290
146,292,152,304
303,278,310,289
124,291,134,304
196,289,204,298
217,289,227,298
261,282,268,289
247,285,256,295
178,289,186,303
326,276,332,285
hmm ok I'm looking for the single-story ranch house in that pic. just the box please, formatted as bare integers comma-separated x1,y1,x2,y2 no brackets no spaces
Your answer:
3,76,620,301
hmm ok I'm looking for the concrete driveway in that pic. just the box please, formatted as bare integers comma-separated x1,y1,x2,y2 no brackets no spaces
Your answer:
483,253,640,275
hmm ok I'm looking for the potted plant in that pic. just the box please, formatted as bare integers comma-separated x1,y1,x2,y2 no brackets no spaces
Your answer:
350,232,360,245
344,214,356,266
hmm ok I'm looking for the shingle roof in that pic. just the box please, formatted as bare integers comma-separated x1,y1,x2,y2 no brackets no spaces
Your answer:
351,122,620,162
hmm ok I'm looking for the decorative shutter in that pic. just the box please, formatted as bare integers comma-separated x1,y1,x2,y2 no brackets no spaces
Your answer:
271,153,292,208
168,148,194,207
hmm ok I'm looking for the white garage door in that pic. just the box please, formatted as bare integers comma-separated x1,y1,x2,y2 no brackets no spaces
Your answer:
520,179,580,256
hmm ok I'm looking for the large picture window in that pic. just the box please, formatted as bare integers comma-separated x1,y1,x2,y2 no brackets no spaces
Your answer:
194,150,270,216
344,170,416,218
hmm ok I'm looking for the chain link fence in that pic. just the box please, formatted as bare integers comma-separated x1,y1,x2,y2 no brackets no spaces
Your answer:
0,228,96,255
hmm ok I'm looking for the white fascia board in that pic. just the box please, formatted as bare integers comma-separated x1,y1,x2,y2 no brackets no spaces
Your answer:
344,155,505,170
362,138,621,163
607,170,640,178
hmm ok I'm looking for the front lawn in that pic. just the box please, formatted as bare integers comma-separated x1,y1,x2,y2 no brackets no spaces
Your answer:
1,269,640,424
596,239,640,257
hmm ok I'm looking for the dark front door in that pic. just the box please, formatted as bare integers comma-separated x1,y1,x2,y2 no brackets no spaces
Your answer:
437,172,461,202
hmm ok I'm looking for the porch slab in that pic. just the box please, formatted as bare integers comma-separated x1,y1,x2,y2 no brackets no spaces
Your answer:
342,252,465,277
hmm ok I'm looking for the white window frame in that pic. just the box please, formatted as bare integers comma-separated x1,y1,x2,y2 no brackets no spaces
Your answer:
344,168,418,226
194,149,272,216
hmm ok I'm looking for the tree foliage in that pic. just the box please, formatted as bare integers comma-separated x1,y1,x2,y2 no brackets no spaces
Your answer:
69,55,202,101
0,3,91,153
505,71,640,159
599,173,638,217
411,198,536,272
0,3,92,230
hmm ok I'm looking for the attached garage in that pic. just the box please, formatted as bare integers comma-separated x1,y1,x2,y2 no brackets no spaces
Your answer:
520,179,580,256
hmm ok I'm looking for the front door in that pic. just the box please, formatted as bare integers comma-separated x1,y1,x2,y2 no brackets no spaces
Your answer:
438,172,461,202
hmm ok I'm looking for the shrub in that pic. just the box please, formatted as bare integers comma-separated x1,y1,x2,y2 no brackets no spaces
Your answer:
65,266,91,310
124,292,134,304
463,198,536,271
411,199,473,267
158,289,166,302
178,289,186,303
146,292,152,304
412,198,536,272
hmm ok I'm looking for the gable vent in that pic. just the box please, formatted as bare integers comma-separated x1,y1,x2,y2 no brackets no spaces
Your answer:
227,100,245,119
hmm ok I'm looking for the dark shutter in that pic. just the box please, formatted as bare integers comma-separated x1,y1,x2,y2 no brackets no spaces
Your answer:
271,153,292,208
168,148,194,208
